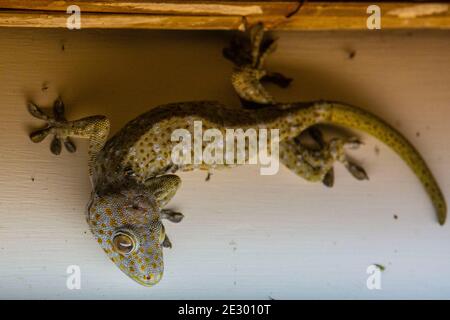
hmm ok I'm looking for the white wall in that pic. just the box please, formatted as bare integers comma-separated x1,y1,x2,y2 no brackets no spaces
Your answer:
0,28,449,299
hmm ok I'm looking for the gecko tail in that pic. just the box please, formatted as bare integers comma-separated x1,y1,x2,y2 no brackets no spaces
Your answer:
318,101,446,225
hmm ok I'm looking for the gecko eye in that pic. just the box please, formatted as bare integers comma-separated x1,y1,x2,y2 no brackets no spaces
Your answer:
112,231,138,255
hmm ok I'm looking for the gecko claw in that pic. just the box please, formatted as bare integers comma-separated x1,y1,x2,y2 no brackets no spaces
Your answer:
345,137,363,150
50,135,62,155
27,102,50,121
322,167,335,187
347,162,369,180
30,127,52,143
53,98,66,121
63,137,77,153
51,135,76,155
162,235,173,249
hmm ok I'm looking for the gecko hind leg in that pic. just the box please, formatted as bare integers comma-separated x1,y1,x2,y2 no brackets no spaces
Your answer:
280,134,368,186
224,22,292,105
280,139,334,185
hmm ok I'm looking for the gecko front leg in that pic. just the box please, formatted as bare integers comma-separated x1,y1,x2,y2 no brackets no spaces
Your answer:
145,174,184,248
28,97,110,175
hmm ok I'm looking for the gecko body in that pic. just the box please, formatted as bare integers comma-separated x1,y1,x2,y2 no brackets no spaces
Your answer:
27,25,446,287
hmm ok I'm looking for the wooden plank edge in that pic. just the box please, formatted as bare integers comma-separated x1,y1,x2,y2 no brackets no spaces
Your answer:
0,3,449,30
0,1,300,16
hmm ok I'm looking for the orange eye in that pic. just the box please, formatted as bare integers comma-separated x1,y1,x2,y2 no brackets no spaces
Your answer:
112,231,137,255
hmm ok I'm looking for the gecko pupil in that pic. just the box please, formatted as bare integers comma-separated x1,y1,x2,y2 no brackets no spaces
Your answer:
113,232,135,255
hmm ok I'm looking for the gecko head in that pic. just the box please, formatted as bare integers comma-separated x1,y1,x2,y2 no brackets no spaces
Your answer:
87,187,165,287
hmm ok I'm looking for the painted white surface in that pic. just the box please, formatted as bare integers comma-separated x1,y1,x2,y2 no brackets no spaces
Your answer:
0,28,449,299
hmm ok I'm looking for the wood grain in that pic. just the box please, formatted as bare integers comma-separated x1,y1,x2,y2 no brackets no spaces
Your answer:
0,0,299,16
0,2,449,30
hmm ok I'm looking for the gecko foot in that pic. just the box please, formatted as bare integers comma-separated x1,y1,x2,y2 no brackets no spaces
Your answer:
329,137,368,181
28,98,77,155
225,22,292,106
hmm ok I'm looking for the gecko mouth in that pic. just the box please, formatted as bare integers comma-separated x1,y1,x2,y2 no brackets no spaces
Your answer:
129,272,163,287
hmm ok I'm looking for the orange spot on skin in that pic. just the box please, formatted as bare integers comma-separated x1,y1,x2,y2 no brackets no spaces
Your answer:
105,208,113,216
97,238,102,244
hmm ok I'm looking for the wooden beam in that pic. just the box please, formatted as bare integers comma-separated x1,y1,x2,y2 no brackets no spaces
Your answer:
0,1,449,30
0,1,299,16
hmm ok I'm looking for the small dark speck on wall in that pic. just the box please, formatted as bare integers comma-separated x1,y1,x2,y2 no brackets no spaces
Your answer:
416,131,421,137
394,214,398,220
229,240,237,252
41,82,49,92
374,145,380,155
31,177,35,182
348,50,356,59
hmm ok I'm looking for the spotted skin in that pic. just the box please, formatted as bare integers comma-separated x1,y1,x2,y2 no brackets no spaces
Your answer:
27,30,446,288
88,188,164,286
